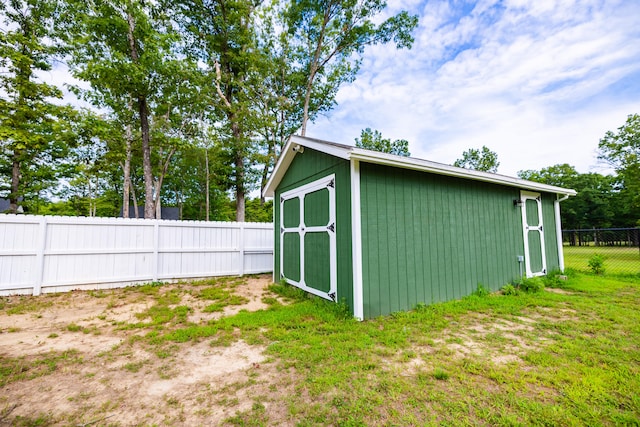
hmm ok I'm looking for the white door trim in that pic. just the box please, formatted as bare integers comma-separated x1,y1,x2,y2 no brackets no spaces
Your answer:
520,191,547,277
280,174,337,301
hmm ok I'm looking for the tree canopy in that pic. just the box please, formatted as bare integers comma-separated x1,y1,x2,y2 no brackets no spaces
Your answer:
453,146,500,173
355,128,410,156
598,113,640,220
0,0,419,220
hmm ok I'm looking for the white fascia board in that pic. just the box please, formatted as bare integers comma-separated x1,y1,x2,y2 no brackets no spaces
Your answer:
264,135,577,198
263,138,296,198
262,136,352,198
349,149,577,197
289,135,352,160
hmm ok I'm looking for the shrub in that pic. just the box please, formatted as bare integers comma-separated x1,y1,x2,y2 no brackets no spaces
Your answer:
501,284,519,296
510,277,544,293
473,284,490,297
519,277,544,293
588,254,606,275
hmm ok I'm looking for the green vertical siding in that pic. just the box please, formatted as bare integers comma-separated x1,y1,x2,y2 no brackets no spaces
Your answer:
274,148,353,310
360,163,525,318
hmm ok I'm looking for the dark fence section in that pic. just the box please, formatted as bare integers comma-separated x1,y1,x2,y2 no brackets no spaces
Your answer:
562,228,640,274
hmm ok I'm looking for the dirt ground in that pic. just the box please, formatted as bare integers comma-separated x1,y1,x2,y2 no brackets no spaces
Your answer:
0,275,296,426
0,276,578,426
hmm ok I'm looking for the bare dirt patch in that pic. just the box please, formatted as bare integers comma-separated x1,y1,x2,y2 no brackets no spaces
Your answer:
430,313,561,365
0,274,297,426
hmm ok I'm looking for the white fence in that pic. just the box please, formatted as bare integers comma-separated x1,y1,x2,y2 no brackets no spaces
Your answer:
0,215,273,296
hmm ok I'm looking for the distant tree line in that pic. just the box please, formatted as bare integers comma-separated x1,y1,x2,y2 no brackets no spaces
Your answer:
0,0,418,220
518,114,640,229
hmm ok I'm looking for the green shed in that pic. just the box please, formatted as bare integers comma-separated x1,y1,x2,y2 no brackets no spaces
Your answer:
263,136,577,320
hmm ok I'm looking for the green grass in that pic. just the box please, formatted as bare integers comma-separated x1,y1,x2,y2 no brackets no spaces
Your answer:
564,245,640,274
155,272,640,425
2,273,639,425
0,350,83,387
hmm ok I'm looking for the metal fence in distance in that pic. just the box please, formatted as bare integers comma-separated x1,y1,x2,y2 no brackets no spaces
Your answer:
562,228,640,274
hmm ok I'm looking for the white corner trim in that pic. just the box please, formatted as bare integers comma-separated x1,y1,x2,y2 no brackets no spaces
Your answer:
350,159,364,321
554,194,570,272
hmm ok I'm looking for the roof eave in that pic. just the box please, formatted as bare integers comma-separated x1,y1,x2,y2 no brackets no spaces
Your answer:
263,135,577,198
349,150,577,196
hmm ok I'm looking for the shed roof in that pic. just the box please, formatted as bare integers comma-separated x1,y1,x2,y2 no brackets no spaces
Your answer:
263,135,577,198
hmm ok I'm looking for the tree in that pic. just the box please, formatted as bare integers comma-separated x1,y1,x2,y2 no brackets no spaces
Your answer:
285,0,419,135
169,0,264,222
355,128,409,156
66,0,191,219
517,164,619,229
598,113,640,223
0,0,74,213
453,146,500,173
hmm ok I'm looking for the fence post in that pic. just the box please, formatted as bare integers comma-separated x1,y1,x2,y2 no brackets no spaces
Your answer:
239,223,245,276
152,220,160,282
33,216,48,296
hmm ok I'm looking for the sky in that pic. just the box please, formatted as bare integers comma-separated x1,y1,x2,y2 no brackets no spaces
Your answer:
306,0,640,176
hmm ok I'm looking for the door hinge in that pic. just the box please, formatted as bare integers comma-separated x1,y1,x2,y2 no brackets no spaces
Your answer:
280,196,284,203
280,227,284,234
327,223,335,232
542,269,547,274
328,292,336,301
328,178,335,188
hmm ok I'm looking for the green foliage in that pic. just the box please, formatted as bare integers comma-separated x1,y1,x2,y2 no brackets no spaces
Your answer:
433,368,450,381
518,164,625,228
453,146,500,173
355,128,410,156
268,280,309,302
597,114,640,225
513,277,545,293
501,284,519,295
588,254,606,275
0,0,77,212
472,284,490,297
284,0,418,134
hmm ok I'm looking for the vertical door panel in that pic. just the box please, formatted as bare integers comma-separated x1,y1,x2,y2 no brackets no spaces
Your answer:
282,232,301,281
304,232,331,292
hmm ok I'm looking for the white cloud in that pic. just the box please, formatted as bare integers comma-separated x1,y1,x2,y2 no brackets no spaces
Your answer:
307,0,640,177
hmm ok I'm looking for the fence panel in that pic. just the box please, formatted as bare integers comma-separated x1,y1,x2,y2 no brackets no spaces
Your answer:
562,228,640,274
0,215,274,295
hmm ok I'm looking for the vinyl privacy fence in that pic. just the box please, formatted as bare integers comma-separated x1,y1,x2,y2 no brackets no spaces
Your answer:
0,215,273,295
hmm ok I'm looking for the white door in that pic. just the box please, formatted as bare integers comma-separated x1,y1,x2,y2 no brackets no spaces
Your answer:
280,175,337,301
520,191,547,277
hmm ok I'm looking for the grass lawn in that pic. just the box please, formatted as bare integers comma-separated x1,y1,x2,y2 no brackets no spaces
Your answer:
154,272,640,425
1,272,639,425
564,245,640,274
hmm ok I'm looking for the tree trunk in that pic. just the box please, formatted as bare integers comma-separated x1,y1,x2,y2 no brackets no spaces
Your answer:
235,154,245,222
153,147,176,220
205,146,210,221
131,180,139,218
139,97,154,219
127,10,154,219
122,123,133,218
9,152,20,213
231,120,245,222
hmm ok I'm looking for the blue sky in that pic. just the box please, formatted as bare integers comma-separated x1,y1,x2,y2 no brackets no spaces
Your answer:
306,0,640,176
